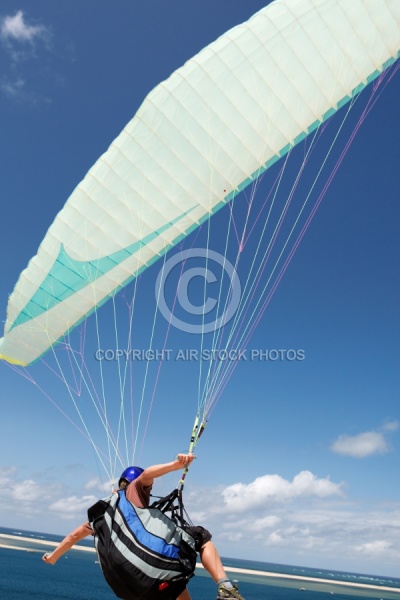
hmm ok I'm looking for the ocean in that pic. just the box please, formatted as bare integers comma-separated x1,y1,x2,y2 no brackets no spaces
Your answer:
0,526,399,600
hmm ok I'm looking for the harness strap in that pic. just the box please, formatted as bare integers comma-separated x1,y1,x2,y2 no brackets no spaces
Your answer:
150,488,190,529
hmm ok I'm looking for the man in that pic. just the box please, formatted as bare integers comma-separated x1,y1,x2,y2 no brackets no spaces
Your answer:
43,453,245,600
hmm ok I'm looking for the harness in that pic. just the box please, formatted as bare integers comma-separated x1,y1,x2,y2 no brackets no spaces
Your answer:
88,488,197,600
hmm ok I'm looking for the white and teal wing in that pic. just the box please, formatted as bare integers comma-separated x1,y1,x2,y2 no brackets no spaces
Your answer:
1,0,399,365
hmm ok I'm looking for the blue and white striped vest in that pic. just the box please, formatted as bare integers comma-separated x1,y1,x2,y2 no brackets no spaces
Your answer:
88,490,197,600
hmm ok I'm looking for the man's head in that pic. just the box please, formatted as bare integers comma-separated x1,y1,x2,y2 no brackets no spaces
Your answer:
118,466,144,489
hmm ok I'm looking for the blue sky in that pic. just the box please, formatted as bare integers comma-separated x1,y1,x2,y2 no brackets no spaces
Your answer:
0,1,399,579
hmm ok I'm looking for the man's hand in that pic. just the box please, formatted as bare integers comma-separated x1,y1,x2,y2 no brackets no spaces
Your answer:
42,552,56,565
175,453,195,466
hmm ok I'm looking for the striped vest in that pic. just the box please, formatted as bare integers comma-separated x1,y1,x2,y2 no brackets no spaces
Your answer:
88,490,197,600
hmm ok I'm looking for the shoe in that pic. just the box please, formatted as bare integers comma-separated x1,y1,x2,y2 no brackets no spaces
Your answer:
217,583,245,600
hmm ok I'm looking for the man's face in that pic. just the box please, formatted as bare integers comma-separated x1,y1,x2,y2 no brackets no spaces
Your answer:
119,479,128,490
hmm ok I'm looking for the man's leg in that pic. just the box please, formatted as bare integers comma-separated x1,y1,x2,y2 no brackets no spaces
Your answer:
177,587,192,600
199,541,227,582
199,541,245,599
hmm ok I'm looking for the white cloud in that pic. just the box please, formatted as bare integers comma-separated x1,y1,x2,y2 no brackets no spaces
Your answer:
1,77,25,98
220,531,244,543
0,465,101,525
248,515,281,530
10,479,43,502
83,477,114,494
356,540,392,556
267,530,284,545
0,10,53,103
221,471,343,512
0,11,47,44
331,431,388,458
179,473,400,573
0,465,17,483
188,492,400,574
49,495,98,517
0,466,65,525
219,514,281,535
0,467,54,503
382,420,399,432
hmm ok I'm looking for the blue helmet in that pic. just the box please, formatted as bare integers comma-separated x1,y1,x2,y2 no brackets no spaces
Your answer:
118,466,144,488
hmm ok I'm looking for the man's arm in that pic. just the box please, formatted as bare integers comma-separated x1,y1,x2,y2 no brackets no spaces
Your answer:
140,453,195,486
42,523,91,565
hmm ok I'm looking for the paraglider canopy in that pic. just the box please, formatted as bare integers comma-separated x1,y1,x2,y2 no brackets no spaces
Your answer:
0,0,399,368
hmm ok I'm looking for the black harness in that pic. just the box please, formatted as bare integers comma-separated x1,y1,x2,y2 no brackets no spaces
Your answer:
88,488,197,600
